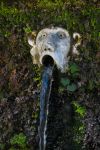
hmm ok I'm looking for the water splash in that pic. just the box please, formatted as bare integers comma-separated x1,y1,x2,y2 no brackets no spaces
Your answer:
39,65,54,150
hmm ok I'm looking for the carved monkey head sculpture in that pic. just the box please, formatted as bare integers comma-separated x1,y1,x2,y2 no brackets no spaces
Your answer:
28,27,81,72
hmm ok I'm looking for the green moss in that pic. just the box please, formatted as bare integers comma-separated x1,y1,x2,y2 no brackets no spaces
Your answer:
0,143,5,150
72,101,86,149
10,133,28,149
37,0,63,9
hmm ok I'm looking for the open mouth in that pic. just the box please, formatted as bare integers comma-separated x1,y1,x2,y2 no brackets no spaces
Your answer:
42,55,54,67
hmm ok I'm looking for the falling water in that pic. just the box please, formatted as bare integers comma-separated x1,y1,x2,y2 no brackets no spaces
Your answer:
39,65,54,150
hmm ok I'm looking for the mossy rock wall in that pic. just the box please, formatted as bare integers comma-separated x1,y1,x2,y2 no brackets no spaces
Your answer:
0,0,99,150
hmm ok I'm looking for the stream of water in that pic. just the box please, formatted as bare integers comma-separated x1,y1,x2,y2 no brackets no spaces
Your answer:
39,65,54,150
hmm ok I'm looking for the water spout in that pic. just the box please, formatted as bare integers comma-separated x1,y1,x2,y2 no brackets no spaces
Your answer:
28,27,81,150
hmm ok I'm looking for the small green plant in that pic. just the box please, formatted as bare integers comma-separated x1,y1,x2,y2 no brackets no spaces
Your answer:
67,83,77,92
60,77,77,92
72,101,86,149
69,63,79,74
60,78,70,87
23,26,32,33
73,101,86,117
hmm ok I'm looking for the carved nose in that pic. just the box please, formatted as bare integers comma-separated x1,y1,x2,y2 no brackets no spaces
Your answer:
44,47,52,51
44,45,54,52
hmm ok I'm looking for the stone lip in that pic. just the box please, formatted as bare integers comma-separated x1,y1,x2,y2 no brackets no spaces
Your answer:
39,51,67,72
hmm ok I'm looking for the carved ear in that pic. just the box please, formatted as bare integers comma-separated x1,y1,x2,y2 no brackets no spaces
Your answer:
28,31,37,46
72,33,81,55
30,47,40,64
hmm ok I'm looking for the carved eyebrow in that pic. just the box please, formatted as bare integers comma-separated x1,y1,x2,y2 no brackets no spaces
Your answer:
57,31,67,38
37,32,47,40
41,32,47,36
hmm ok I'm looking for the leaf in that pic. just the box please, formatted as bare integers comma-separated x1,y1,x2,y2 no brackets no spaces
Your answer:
60,78,70,87
69,63,79,74
67,83,77,92
76,107,86,117
72,101,86,117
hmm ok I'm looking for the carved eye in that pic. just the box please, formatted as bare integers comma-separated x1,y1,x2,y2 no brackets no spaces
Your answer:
42,32,47,38
57,32,66,39
38,32,47,41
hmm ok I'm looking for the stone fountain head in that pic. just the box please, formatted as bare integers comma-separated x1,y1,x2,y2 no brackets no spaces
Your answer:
28,27,81,72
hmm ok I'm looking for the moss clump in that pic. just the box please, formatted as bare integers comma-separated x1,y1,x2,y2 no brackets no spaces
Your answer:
10,133,28,150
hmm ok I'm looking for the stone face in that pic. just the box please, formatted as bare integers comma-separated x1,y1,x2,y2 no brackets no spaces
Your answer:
28,27,71,72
